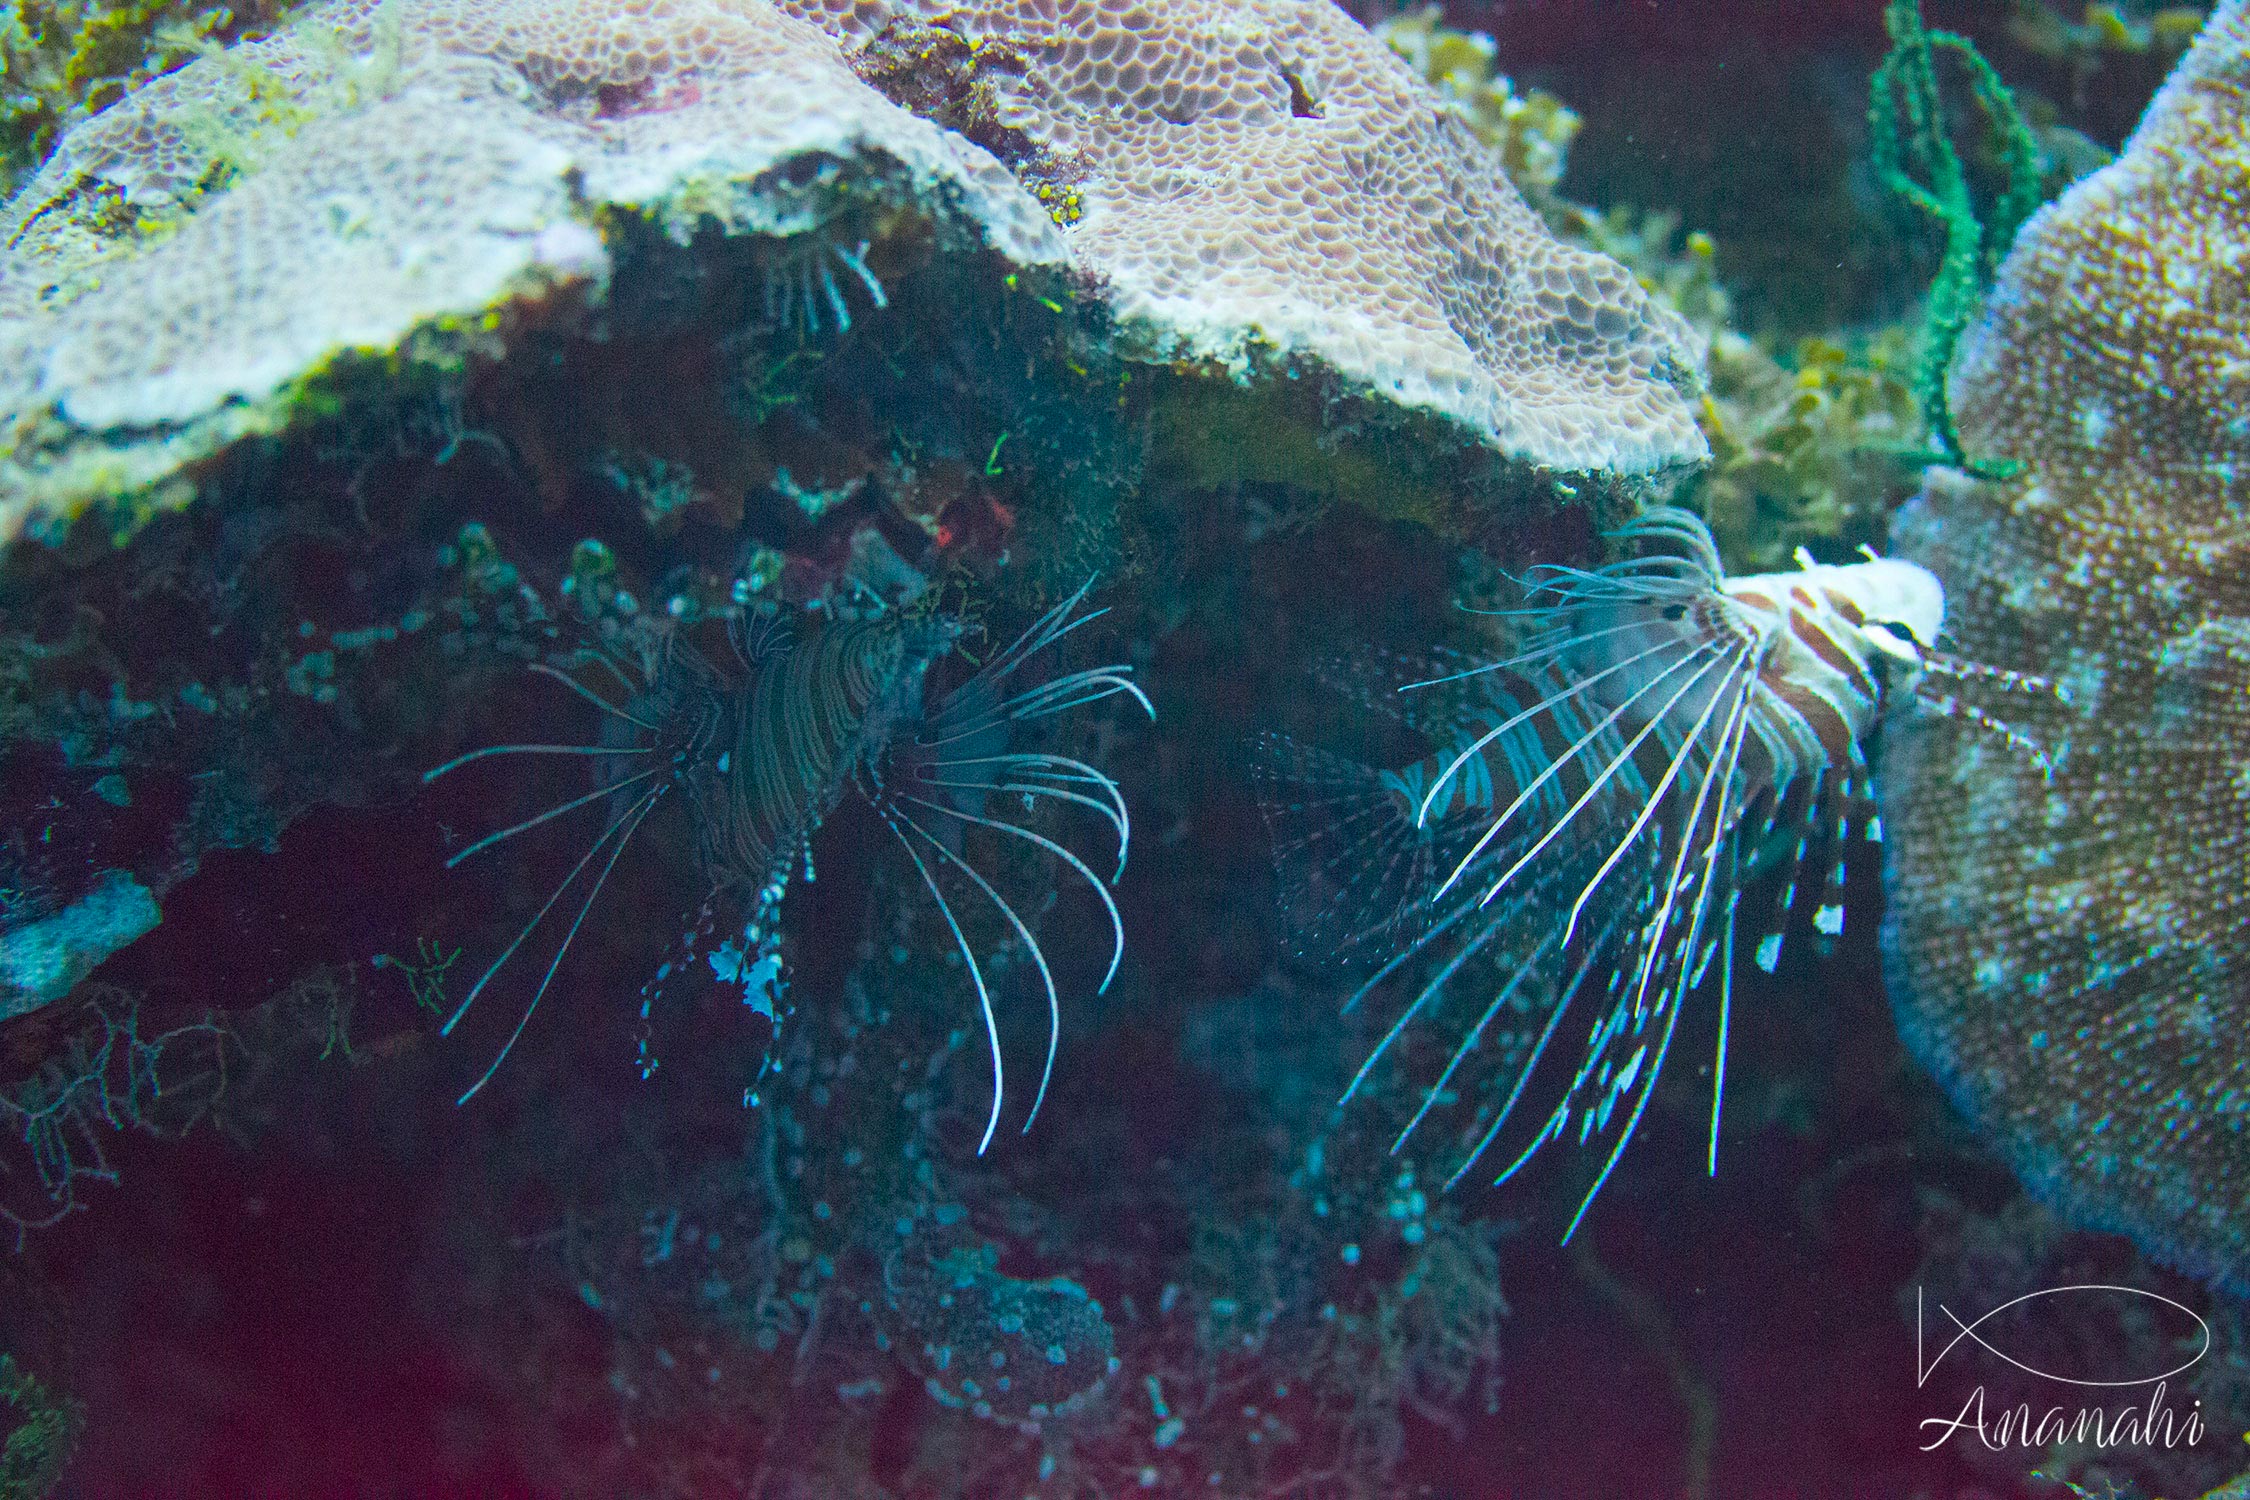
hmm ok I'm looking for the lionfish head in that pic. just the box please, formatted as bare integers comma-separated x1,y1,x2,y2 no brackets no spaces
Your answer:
1812,549,1946,666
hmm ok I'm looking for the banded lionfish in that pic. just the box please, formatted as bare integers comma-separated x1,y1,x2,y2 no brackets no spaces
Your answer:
1261,507,2053,1240
428,581,1151,1154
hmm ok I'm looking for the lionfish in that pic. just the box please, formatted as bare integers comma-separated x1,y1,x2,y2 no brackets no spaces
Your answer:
1261,507,2052,1240
425,581,1151,1153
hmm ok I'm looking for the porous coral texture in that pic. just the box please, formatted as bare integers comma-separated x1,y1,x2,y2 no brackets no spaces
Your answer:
0,0,1707,550
1880,0,2250,1289
782,0,1704,473
0,0,1062,544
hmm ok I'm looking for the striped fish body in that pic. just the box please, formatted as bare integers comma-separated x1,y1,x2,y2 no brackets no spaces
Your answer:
1398,548,1938,841
1709,556,1939,785
692,617,944,899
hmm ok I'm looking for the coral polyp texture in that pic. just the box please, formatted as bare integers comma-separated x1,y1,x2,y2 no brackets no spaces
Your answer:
0,0,1064,543
781,0,1703,472
0,0,1705,547
1879,0,2250,1289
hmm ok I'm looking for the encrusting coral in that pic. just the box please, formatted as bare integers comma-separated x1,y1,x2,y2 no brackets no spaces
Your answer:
0,0,310,196
1370,6,1581,203
1880,0,2250,1291
0,0,1062,545
0,0,1707,550
777,0,1704,474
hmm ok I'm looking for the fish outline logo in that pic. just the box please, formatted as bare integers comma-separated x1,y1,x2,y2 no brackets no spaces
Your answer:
1916,1284,2211,1390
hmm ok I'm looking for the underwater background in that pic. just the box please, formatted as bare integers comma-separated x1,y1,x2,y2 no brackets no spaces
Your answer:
1,0,2245,1496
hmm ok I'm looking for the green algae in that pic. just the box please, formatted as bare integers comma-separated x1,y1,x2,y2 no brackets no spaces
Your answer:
0,0,309,196
0,1354,80,1500
1869,0,2043,479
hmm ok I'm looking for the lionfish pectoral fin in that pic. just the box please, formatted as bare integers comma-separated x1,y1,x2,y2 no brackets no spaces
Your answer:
526,662,662,734
441,766,660,869
1434,635,1724,909
888,801,1062,1137
1346,898,1511,1112
880,806,1010,1157
1252,731,1448,973
1553,981,1693,1246
449,784,666,1105
1387,927,1557,1148
1708,893,1738,1177
1439,905,1629,1192
897,792,1125,994
1546,666,1754,1236
873,583,1147,1152
912,752,1133,880
918,579,1139,748
1910,677,2060,779
1556,649,1759,949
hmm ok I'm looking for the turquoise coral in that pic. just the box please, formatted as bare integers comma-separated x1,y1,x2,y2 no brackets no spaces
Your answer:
0,867,159,1021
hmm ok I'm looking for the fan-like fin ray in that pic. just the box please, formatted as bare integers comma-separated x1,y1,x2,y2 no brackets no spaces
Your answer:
454,786,665,1105
882,808,1009,1155
892,803,1063,1138
898,792,1127,994
443,767,660,869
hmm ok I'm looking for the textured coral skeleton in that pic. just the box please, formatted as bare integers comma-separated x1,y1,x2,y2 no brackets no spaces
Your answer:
781,0,1707,470
1880,0,2250,1292
0,0,1708,547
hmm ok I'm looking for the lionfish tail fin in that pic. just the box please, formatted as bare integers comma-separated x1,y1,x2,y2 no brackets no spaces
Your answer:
1252,731,1445,972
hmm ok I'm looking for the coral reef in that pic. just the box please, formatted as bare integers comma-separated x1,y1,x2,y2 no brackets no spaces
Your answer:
0,0,1717,1492
9,0,2229,1494
1880,0,2250,1290
0,0,308,196
1913,1184,2250,1500
0,869,158,1022
2004,1,2212,143
0,0,1706,551
1688,323,1927,574
1371,6,1581,200
0,0,1059,544
780,0,1704,474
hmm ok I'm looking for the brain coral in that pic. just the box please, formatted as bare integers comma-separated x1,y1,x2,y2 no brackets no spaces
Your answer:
1880,0,2250,1289
0,0,1703,546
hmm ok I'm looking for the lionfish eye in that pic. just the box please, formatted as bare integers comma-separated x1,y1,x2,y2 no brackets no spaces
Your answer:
1660,603,1688,622
1861,620,1926,664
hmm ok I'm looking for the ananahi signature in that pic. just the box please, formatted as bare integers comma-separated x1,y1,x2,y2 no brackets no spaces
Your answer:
1914,1285,2211,1454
